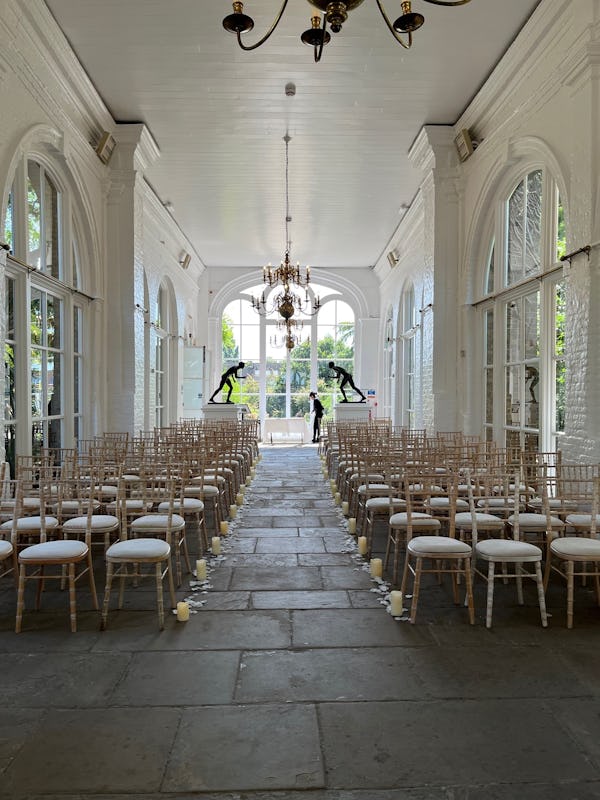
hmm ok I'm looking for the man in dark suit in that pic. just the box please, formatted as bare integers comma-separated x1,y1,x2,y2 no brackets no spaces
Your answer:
310,391,324,443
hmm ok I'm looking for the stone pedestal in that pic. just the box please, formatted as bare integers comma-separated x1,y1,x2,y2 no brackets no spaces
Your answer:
202,404,243,422
334,403,370,423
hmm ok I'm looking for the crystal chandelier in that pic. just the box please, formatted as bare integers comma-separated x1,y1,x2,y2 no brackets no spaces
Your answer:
223,0,472,63
270,318,306,352
251,134,321,331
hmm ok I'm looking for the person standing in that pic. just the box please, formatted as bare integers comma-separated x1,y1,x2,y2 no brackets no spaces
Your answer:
309,391,324,443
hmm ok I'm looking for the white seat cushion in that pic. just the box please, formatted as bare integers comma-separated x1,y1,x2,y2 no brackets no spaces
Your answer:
408,536,472,556
507,513,564,530
1,516,59,531
428,497,469,510
63,514,119,531
454,512,504,531
186,485,219,498
19,540,88,561
477,497,515,509
131,513,186,531
159,499,204,512
566,513,600,529
0,540,13,558
366,497,406,511
551,537,600,559
476,539,542,561
106,538,171,560
389,512,441,529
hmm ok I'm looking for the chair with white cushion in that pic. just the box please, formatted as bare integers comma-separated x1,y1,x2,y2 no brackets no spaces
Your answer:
15,481,98,633
474,471,548,629
101,476,178,630
544,473,600,627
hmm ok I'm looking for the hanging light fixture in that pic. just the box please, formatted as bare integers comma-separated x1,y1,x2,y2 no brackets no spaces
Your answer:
270,318,307,351
223,0,472,63
251,133,320,330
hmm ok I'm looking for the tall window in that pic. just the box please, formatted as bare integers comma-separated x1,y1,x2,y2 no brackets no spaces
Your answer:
481,168,566,452
2,155,87,465
401,285,416,428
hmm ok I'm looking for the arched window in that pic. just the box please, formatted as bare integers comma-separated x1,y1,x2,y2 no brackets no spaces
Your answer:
220,284,356,424
480,168,566,451
2,153,90,470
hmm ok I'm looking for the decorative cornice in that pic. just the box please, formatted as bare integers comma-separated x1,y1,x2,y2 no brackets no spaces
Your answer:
111,124,160,174
408,126,458,174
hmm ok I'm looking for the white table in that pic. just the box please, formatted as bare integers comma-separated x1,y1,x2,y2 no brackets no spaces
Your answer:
262,417,310,444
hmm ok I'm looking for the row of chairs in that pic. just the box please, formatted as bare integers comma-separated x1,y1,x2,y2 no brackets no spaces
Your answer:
0,421,260,631
324,425,600,628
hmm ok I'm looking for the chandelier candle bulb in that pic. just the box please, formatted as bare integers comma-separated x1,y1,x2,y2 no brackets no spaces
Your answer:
229,504,237,518
348,518,357,535
176,602,190,622
370,558,383,578
211,536,222,555
220,521,229,536
358,535,368,555
342,500,349,515
390,590,403,616
196,559,207,580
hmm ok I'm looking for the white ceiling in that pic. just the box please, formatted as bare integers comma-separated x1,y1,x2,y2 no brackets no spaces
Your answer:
45,0,541,270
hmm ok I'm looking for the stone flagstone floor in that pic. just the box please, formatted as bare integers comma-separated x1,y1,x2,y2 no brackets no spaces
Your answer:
1,444,600,798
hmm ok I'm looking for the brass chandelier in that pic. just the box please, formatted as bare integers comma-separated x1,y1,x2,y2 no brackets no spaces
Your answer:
223,0,472,63
251,133,320,351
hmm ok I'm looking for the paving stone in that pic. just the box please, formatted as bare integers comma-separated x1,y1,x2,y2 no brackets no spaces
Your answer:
108,650,239,705
3,708,181,794
251,590,350,609
235,526,298,536
230,566,323,591
236,647,424,702
203,590,251,610
162,704,324,791
348,589,385,608
319,699,599,788
299,527,346,537
321,565,374,589
466,783,600,799
1,652,130,707
292,609,435,647
91,609,292,651
224,553,299,567
299,553,355,566
256,536,326,553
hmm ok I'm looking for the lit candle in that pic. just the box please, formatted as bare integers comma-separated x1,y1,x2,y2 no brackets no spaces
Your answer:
220,521,228,536
212,536,221,555
342,501,349,515
196,559,207,580
329,479,336,490
348,517,357,535
334,492,341,506
370,558,383,578
358,536,368,555
251,468,256,477
236,493,244,505
390,590,403,616
246,476,252,486
229,504,237,518
240,485,246,495
176,601,190,622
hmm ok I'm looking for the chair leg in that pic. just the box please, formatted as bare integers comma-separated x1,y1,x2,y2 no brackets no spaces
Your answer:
100,561,114,630
409,557,423,624
567,560,574,629
87,552,99,610
15,563,26,633
68,562,77,633
400,543,410,596
464,558,475,625
485,560,495,629
534,561,548,628
155,562,165,630
35,565,45,610
166,553,176,610
516,561,524,605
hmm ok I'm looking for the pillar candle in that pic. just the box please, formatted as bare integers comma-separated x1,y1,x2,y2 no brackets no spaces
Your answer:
246,476,252,486
329,479,336,490
390,590,403,616
176,601,190,622
251,468,256,477
348,518,357,535
229,504,237,518
212,536,221,555
342,500,349,515
196,559,207,580
220,521,229,536
334,492,341,506
370,557,383,578
357,535,368,555
236,492,244,505
240,484,246,495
